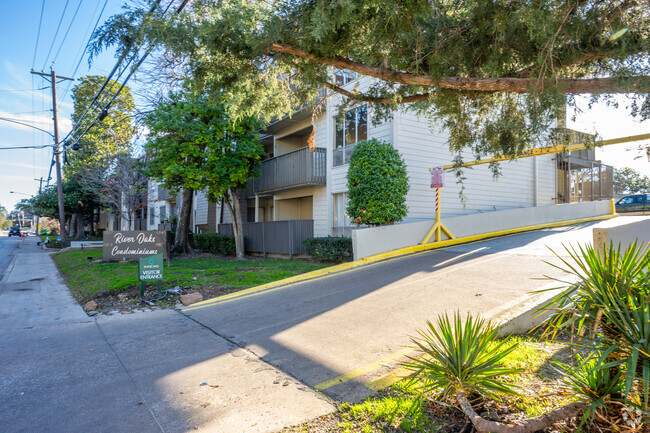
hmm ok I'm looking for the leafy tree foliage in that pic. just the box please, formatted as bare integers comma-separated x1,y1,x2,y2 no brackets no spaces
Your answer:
346,139,409,226
0,204,8,228
68,75,135,169
614,167,650,194
93,0,650,168
144,89,264,257
66,75,136,238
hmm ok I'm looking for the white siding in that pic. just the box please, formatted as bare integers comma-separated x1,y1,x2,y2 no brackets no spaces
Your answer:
313,186,328,237
395,109,557,220
194,190,208,225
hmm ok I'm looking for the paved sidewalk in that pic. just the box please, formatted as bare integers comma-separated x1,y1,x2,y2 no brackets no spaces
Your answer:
0,237,334,433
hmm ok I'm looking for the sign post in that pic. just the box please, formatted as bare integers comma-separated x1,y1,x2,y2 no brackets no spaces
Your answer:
138,253,164,299
421,167,455,244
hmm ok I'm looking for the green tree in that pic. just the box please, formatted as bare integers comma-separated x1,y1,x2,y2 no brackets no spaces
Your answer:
93,1,650,167
144,90,264,257
66,75,136,238
614,167,650,195
0,204,8,228
347,139,409,226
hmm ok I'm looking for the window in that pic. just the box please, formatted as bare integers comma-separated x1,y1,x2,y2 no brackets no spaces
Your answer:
333,105,367,166
333,193,352,227
334,69,359,85
159,205,166,222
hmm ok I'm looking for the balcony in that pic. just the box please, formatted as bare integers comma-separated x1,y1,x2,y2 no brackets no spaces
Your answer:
157,185,173,201
253,147,326,194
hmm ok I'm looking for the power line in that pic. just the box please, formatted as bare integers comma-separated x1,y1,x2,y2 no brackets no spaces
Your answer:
0,144,52,150
0,117,54,137
52,0,84,65
42,0,70,70
61,0,109,100
59,0,165,147
32,0,46,69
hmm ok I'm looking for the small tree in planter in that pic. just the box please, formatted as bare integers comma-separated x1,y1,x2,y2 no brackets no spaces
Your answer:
346,139,409,226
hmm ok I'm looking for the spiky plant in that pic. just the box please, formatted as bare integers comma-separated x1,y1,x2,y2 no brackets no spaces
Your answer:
561,353,625,424
402,312,522,401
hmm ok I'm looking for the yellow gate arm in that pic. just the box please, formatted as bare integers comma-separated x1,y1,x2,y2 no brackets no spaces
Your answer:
442,133,650,170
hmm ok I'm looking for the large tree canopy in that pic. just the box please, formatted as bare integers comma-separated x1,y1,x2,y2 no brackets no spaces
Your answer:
94,0,650,163
144,89,264,257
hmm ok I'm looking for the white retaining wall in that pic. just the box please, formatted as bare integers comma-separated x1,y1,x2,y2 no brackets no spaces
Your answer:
593,217,650,254
352,200,613,260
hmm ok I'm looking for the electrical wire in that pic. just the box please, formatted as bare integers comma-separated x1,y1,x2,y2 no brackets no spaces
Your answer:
59,0,165,148
60,0,109,100
0,145,53,150
32,0,46,69
42,0,71,70
52,0,84,66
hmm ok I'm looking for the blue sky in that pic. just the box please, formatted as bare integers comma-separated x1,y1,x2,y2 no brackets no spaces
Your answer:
0,0,128,212
0,2,649,213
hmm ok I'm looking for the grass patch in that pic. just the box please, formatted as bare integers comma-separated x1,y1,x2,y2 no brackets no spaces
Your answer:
51,248,332,303
283,336,577,432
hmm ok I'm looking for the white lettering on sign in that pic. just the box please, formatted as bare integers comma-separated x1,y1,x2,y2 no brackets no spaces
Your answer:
112,246,159,256
430,166,444,188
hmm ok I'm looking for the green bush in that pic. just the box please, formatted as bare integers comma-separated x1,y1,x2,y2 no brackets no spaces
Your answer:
193,233,236,256
303,236,352,262
346,138,409,226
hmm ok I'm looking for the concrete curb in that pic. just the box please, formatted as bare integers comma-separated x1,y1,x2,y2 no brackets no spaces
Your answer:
1,255,17,283
184,213,616,312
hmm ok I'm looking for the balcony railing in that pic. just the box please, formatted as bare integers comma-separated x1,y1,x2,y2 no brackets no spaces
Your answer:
253,147,326,194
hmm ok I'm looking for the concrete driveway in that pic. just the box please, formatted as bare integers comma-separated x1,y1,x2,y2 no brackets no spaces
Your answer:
182,217,644,402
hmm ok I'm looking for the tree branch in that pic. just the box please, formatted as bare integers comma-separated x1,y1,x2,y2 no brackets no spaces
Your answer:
456,390,586,433
323,82,433,104
270,42,650,94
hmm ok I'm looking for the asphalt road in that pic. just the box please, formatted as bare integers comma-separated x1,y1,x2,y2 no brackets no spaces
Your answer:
0,232,22,283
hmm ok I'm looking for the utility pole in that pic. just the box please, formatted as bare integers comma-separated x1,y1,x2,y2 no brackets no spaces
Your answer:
34,177,43,234
31,69,73,246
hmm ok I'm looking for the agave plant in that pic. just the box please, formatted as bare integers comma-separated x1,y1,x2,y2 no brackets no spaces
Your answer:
560,352,625,423
540,241,650,416
539,241,649,342
402,312,522,401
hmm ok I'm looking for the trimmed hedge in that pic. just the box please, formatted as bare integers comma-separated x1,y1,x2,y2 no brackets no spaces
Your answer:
346,138,409,226
303,236,353,262
193,233,236,256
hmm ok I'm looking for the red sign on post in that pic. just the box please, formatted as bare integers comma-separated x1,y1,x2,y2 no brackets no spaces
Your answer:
430,166,444,188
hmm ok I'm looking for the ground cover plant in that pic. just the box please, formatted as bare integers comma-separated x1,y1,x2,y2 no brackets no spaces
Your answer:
52,248,331,308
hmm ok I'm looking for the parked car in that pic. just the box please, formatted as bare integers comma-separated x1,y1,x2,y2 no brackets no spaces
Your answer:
8,227,21,237
615,193,650,214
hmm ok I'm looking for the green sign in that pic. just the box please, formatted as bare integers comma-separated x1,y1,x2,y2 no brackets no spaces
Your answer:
138,254,163,281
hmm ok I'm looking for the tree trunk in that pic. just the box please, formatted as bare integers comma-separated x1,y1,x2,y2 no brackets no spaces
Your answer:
75,210,84,240
173,187,194,255
456,390,586,433
225,189,245,259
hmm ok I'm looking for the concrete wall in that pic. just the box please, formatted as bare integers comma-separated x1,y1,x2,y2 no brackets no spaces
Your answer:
593,217,650,254
352,200,613,260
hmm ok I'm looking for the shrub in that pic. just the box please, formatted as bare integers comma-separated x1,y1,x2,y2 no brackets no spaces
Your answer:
303,236,352,262
403,312,522,401
346,138,409,226
193,233,236,256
